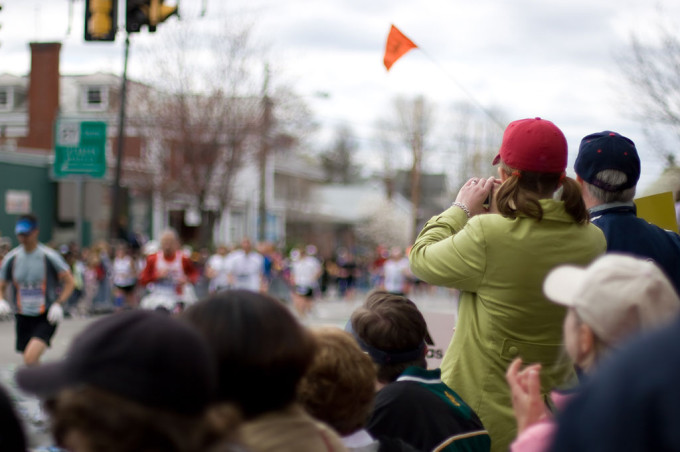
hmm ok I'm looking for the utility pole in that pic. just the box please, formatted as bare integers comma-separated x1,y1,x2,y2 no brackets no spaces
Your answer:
257,64,272,242
410,96,424,243
110,33,130,240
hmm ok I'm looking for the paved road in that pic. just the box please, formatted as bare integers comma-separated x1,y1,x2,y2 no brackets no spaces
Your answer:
0,289,457,450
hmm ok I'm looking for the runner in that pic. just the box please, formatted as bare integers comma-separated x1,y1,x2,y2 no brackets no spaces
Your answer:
290,245,322,318
138,229,199,313
227,237,263,292
0,214,75,365
205,244,232,294
382,246,411,296
111,243,137,309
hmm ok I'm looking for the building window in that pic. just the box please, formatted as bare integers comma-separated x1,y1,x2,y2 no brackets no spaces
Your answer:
81,86,108,111
0,87,14,111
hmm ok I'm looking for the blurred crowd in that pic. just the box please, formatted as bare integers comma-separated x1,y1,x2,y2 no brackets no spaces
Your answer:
0,234,434,318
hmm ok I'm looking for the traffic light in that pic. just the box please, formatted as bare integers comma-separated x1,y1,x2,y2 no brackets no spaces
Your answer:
126,0,178,33
148,0,178,32
84,0,117,42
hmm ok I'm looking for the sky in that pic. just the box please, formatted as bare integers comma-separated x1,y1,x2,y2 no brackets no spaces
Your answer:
1,0,679,192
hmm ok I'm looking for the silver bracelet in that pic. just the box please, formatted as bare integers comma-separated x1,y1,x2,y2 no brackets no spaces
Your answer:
451,202,471,218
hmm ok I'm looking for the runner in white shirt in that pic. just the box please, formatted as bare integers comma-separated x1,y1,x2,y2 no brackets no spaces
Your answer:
112,244,138,309
382,247,411,295
227,238,263,293
291,245,322,318
205,244,232,294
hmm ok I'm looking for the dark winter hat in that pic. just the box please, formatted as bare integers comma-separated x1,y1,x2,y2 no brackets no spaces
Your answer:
574,131,640,191
492,117,568,173
16,310,217,415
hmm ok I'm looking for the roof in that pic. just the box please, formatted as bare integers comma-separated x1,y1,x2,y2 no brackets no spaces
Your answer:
310,181,409,224
273,152,324,181
0,74,28,87
641,167,680,198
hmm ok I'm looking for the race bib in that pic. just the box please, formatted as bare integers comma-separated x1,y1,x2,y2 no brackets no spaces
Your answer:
152,278,177,298
19,285,45,316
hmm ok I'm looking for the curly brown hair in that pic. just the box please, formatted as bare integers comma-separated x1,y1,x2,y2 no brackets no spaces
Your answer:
298,327,377,436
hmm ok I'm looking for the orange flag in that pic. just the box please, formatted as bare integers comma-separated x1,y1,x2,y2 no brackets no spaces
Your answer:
383,25,418,71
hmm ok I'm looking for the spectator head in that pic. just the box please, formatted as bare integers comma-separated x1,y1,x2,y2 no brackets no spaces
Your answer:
349,290,428,384
0,383,27,452
182,290,316,420
305,244,318,256
298,327,377,436
492,118,588,224
544,253,680,370
575,131,640,204
15,310,226,452
389,246,403,259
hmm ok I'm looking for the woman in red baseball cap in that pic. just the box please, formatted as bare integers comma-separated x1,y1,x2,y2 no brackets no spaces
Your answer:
409,118,607,452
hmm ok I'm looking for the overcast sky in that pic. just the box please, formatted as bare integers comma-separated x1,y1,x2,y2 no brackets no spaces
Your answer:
1,0,678,191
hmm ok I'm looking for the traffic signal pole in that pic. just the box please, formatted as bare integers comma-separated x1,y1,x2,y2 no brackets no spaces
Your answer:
110,33,130,240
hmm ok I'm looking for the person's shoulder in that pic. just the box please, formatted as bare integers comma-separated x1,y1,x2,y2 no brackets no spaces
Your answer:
38,244,66,262
2,246,22,262
583,221,607,239
377,378,429,404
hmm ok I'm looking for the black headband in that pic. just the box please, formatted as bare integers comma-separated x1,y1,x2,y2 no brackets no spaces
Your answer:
346,322,426,365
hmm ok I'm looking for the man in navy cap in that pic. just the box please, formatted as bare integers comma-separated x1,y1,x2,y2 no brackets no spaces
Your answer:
574,131,680,294
0,214,74,365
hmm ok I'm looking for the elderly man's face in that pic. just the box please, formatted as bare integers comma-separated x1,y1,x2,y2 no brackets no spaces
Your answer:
161,234,178,255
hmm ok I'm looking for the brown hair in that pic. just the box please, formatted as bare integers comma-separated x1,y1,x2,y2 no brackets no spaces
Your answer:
182,290,317,420
298,327,377,436
496,162,588,224
46,386,242,452
350,290,427,383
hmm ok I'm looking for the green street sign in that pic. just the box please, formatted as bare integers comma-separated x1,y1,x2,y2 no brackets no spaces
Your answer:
54,120,107,178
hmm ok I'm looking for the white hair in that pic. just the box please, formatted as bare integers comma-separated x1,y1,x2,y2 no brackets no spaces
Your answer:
584,169,636,203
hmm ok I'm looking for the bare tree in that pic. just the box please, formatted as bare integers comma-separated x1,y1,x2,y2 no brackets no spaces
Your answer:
373,118,400,200
392,95,434,242
356,200,411,248
619,19,680,166
321,125,358,184
446,101,506,190
136,20,263,247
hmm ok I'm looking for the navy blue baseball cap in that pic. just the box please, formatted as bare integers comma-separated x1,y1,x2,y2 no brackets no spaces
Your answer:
574,131,640,192
14,218,37,235
16,310,218,415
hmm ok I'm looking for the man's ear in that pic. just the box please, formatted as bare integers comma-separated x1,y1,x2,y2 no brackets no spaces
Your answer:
578,323,595,360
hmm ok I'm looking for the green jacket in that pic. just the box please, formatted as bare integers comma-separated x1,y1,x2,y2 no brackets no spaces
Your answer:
409,200,606,452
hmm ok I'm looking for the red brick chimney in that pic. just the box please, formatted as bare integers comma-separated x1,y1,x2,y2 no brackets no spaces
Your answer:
18,42,61,152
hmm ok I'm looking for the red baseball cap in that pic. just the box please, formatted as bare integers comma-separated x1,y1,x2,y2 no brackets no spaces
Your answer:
492,117,567,173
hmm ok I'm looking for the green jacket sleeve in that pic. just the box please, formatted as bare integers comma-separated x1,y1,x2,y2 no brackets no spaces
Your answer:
409,205,487,291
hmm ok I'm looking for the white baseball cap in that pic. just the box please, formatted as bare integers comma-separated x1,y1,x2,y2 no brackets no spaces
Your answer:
543,253,680,345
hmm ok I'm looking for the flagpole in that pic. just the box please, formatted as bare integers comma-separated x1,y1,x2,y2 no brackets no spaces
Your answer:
415,47,506,131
